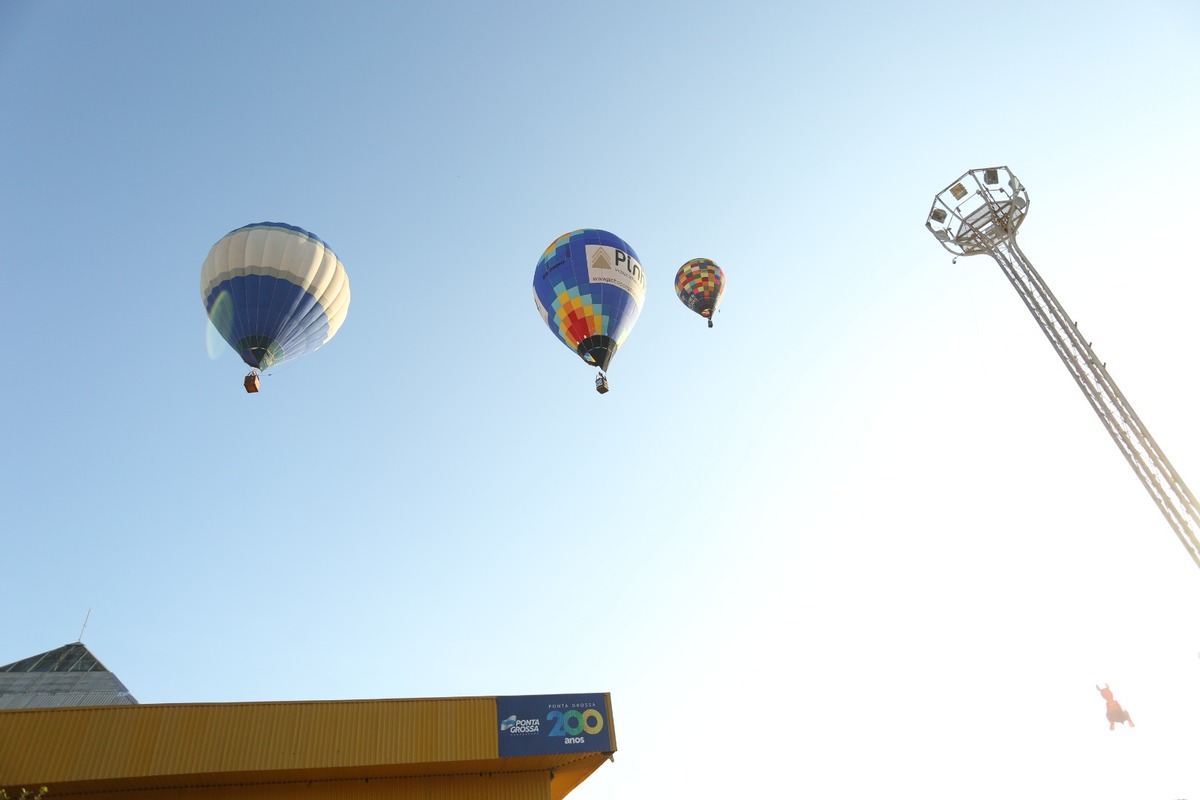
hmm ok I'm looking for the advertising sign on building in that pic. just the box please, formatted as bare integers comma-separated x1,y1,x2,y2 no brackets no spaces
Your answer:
496,693,613,758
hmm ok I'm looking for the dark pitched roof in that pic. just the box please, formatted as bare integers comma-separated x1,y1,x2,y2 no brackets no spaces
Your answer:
1,642,110,673
0,642,137,709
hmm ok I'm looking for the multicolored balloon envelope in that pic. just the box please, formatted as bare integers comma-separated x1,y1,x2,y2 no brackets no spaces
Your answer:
532,229,646,392
200,222,351,388
675,258,725,327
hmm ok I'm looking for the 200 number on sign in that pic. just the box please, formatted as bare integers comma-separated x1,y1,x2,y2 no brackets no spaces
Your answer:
547,708,604,741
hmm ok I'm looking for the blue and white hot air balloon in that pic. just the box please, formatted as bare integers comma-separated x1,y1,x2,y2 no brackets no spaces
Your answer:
200,222,351,392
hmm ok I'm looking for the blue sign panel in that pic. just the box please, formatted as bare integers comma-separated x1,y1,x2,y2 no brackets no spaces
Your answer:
496,693,613,758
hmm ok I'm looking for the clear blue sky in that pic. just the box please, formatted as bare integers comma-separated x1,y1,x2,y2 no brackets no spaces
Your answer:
3,2,1200,797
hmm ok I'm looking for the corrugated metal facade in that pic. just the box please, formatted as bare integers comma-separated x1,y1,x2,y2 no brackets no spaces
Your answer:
0,695,613,800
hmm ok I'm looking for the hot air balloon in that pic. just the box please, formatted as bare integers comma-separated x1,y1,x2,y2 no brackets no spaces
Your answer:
200,222,351,393
532,229,646,394
674,258,725,328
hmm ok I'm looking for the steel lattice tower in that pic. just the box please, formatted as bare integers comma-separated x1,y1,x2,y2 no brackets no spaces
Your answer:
925,166,1200,572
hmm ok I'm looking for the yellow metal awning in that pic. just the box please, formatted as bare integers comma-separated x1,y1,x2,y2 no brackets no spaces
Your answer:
0,694,616,800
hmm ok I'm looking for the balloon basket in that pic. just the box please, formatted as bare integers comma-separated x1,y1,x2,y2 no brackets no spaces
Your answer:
244,373,261,394
595,373,609,395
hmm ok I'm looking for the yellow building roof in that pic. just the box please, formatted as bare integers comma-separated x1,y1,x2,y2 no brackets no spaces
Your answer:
0,693,616,800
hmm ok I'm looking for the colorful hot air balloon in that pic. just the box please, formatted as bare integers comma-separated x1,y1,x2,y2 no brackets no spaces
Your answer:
200,222,351,392
532,229,646,394
674,258,725,328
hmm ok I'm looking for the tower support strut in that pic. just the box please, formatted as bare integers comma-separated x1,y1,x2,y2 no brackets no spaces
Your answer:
927,166,1200,572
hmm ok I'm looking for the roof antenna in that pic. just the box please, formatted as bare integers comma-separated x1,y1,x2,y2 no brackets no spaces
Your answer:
77,608,92,643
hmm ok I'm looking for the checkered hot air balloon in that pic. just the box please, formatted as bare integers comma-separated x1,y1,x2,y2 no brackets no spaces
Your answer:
201,222,351,393
532,229,646,394
674,258,725,328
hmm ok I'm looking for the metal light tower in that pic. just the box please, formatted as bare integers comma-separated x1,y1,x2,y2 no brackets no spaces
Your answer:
925,166,1200,572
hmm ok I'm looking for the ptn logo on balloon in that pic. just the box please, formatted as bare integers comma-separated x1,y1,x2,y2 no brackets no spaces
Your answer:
500,714,540,735
586,245,646,306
